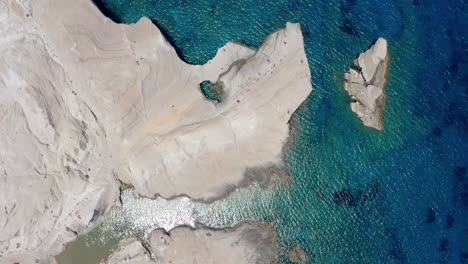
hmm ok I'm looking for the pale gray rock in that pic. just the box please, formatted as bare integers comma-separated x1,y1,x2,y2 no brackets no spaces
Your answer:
344,38,389,130
148,223,276,264
100,238,154,264
0,0,311,262
100,222,276,264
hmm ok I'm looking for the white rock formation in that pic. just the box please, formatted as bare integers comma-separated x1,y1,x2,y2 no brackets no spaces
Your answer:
100,223,276,264
344,38,389,130
0,0,311,262
99,238,153,264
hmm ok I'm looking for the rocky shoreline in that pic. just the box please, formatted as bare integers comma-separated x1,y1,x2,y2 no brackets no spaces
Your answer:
99,222,277,264
0,0,311,262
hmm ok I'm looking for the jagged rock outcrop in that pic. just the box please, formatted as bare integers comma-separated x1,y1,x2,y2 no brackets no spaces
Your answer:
344,38,389,130
0,0,311,262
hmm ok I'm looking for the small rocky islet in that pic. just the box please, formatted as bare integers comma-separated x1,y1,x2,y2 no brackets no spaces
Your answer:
344,38,389,130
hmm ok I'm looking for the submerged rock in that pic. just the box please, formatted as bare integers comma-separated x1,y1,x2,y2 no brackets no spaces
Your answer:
387,228,406,262
454,166,465,182
438,238,448,252
288,245,310,263
360,180,381,202
446,214,455,228
333,189,356,207
425,207,437,223
344,38,389,130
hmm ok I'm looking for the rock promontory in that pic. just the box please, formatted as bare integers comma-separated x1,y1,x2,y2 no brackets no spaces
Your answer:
0,0,311,262
344,38,389,130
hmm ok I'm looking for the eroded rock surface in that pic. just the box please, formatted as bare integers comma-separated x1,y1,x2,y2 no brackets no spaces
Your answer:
0,0,311,262
149,223,276,264
288,245,310,263
101,222,276,264
99,238,153,264
344,38,389,130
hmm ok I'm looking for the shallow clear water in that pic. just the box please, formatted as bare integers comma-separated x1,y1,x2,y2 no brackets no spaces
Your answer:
62,0,467,263
56,182,283,263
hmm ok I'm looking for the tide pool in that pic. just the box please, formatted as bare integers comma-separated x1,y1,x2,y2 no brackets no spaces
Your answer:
76,0,467,263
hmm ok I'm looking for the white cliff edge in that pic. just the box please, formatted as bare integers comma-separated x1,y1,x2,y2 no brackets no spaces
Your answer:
0,0,312,262
344,38,389,130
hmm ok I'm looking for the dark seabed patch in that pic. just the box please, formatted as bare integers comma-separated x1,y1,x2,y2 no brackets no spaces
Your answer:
445,214,454,229
360,180,381,202
332,189,356,207
387,228,406,263
438,238,448,252
425,207,437,224
454,166,466,183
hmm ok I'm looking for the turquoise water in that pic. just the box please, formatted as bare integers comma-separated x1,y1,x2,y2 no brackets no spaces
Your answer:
199,80,223,102
89,0,467,263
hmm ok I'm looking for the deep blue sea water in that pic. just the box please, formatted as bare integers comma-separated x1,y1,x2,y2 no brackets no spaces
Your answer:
91,0,467,263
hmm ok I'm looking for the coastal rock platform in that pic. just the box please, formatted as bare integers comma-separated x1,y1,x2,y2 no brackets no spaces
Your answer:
99,222,276,264
0,0,311,262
